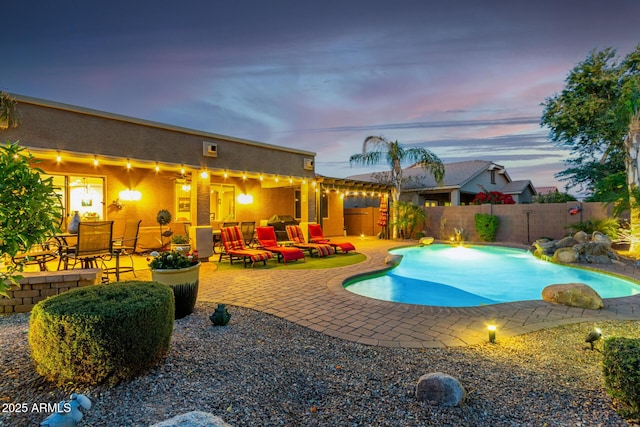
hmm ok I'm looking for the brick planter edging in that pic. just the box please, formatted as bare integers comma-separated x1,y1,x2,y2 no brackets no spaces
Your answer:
0,269,102,313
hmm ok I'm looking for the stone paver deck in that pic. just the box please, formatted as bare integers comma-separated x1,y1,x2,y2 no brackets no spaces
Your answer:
139,238,640,348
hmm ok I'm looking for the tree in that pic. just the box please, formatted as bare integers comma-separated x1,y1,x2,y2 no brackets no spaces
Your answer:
349,136,444,238
541,44,640,250
0,142,62,296
533,190,577,203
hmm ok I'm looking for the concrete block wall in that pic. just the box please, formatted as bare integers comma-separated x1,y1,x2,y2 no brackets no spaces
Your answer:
422,202,611,245
0,269,102,313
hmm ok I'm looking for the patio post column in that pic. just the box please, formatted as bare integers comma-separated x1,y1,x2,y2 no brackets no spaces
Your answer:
192,171,213,261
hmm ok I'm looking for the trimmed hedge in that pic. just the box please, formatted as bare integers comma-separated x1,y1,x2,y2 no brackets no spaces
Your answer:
474,213,499,242
603,337,640,418
29,281,174,386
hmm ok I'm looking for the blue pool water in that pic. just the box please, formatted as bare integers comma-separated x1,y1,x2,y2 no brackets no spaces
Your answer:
345,244,640,307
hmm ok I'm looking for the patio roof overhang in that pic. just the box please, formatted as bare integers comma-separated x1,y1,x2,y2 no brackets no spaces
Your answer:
316,176,393,197
25,146,320,189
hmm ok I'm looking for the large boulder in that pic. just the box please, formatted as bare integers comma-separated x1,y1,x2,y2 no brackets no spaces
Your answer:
384,254,403,266
415,372,466,407
555,236,577,249
419,236,435,246
541,283,604,310
150,411,232,427
552,247,578,264
592,231,612,249
573,230,590,244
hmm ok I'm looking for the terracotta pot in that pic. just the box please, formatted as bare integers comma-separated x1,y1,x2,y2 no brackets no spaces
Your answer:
151,263,199,319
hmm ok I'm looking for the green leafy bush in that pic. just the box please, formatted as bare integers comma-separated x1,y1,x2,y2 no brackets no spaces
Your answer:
532,190,577,203
29,281,174,386
567,217,620,239
475,213,499,242
603,337,640,418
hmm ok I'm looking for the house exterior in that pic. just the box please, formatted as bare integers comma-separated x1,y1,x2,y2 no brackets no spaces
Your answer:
2,94,390,259
347,160,536,206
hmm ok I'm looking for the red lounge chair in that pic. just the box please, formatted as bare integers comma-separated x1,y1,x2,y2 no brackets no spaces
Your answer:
285,225,335,257
307,224,356,254
256,226,305,265
219,226,273,267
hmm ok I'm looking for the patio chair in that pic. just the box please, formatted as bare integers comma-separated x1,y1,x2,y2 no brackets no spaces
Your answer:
256,226,305,265
240,221,256,247
105,219,141,281
60,221,114,275
308,224,356,254
285,225,335,257
11,238,59,271
219,226,273,267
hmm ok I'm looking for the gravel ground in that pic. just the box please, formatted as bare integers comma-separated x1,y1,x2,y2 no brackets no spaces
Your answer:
0,303,637,427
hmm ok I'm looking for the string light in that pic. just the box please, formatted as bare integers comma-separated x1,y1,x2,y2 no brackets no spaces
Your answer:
56,152,62,163
93,156,99,166
126,159,132,170
155,162,160,172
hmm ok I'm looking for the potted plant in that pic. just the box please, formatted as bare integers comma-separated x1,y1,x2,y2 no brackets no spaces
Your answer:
156,209,173,250
0,142,61,296
170,234,190,253
0,92,19,129
148,249,200,319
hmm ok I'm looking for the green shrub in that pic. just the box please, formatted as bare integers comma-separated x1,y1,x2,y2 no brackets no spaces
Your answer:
603,337,640,418
567,217,620,239
474,213,499,242
29,281,174,386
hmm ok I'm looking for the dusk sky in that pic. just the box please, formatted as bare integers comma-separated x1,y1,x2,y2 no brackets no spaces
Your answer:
2,1,639,192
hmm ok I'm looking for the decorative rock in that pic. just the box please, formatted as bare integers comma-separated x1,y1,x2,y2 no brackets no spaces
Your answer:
534,239,556,250
419,236,435,246
150,411,232,427
552,247,578,264
573,230,590,244
541,283,604,310
384,254,403,266
592,231,612,248
554,236,577,248
415,372,466,407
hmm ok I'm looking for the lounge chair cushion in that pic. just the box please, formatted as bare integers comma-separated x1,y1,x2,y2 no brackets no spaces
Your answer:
285,225,335,257
307,224,356,253
221,226,273,266
256,226,305,264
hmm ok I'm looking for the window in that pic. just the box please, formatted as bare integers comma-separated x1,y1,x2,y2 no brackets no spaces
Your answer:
44,174,105,225
490,169,496,184
320,192,329,219
294,190,301,219
210,184,235,221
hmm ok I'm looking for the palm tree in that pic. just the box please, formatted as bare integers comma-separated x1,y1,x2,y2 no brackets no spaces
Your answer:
349,136,444,238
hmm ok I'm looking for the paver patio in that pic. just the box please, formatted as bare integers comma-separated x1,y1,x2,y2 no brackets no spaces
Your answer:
128,237,640,348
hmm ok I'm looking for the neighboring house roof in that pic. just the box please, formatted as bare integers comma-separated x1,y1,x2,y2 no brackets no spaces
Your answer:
535,186,558,195
347,160,510,190
501,180,537,195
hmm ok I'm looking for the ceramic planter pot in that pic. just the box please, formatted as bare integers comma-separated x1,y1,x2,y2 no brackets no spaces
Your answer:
170,243,191,253
151,263,200,319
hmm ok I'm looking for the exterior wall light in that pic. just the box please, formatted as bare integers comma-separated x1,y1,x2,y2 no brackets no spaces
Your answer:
119,189,142,201
237,193,253,205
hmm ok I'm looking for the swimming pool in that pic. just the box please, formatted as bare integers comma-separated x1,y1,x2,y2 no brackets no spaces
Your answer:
345,244,640,307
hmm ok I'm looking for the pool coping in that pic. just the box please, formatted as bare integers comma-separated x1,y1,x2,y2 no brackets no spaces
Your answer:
194,238,640,348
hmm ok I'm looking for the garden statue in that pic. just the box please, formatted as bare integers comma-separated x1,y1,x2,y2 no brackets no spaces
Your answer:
210,304,231,326
454,228,464,243
40,393,91,427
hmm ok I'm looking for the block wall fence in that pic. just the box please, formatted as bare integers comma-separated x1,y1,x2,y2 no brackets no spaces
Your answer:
421,202,612,245
0,269,102,313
